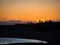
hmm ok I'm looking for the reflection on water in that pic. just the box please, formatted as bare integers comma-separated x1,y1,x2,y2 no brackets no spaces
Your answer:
0,38,48,44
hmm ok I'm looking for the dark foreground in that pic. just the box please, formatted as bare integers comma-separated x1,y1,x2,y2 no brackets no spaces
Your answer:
0,22,60,45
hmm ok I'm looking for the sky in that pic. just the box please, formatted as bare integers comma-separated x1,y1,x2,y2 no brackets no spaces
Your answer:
0,0,60,22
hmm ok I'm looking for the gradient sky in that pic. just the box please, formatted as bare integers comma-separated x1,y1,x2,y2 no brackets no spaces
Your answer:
0,0,60,22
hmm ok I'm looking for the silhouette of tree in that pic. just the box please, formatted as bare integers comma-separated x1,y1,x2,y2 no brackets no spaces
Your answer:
45,20,53,23
45,20,48,23
39,20,43,23
48,20,53,23
27,21,34,24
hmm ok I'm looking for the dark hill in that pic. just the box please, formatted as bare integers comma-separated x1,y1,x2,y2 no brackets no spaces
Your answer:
0,22,60,44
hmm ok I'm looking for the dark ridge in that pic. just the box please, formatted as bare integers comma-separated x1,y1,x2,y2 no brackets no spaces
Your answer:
9,43,48,45
0,22,60,44
0,22,60,32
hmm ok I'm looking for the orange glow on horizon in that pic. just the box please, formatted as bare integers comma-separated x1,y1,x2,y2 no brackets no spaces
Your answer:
0,0,60,22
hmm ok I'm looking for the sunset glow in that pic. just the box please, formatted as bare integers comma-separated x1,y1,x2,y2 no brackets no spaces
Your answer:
40,19,45,22
0,0,60,22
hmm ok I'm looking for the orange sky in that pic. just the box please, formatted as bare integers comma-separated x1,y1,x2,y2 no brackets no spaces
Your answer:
0,0,60,22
